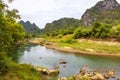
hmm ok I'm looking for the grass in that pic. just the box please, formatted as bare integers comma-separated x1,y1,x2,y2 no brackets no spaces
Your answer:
45,35,120,54
1,64,40,80
0,52,58,80
57,40,120,54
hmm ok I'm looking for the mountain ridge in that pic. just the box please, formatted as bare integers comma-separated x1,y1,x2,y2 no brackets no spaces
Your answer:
42,17,80,33
81,0,120,26
19,20,41,34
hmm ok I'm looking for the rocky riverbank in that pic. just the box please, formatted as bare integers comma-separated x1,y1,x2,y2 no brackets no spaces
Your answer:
29,38,120,80
58,67,120,80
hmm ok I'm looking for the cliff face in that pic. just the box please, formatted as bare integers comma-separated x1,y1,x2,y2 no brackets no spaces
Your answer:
81,0,120,26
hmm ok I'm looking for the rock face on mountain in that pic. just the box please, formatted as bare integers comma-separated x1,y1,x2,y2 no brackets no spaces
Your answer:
81,0,120,26
19,20,41,34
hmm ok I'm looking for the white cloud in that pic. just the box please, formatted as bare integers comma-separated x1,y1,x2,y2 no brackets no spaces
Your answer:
6,0,120,28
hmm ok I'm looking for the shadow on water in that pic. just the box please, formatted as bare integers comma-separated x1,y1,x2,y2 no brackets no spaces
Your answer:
11,43,38,62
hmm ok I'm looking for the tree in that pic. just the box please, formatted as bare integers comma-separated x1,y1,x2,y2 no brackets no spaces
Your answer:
91,22,112,38
73,27,91,39
0,0,25,50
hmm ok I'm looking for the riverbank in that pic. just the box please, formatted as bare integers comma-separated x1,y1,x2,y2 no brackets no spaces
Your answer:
29,37,120,57
59,67,120,80
45,41,120,57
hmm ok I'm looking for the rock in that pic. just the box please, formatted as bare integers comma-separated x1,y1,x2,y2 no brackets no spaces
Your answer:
59,77,67,80
117,77,120,80
36,68,59,76
86,49,94,52
85,71,92,77
95,73,105,80
93,69,98,75
79,69,85,76
48,70,59,75
59,60,67,64
39,57,42,59
40,69,49,75
81,0,120,26
104,74,109,79
63,65,66,68
90,72,105,80
107,70,115,78
54,66,60,70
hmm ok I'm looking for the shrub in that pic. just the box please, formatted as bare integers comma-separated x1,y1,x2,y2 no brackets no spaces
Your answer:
91,22,112,38
73,27,91,39
0,52,13,75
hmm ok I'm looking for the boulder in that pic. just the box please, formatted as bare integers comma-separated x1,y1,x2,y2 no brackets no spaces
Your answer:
59,60,67,64
107,70,115,78
90,72,105,80
36,68,59,76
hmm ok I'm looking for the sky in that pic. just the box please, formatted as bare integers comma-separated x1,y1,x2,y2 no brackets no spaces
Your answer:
6,0,120,28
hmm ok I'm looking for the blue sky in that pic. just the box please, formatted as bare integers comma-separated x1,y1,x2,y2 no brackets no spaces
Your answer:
7,0,120,28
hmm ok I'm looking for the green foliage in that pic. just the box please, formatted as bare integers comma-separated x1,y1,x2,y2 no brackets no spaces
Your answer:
60,38,77,44
73,22,112,39
0,52,13,75
45,27,75,37
0,0,26,49
57,38,120,54
0,64,40,80
43,18,80,33
116,25,120,39
19,20,41,34
73,27,91,39
11,23,25,42
91,22,112,38
0,1,41,80
111,25,120,41
81,0,120,26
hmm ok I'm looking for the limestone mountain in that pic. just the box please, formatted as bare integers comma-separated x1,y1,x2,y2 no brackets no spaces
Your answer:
81,0,120,26
19,20,41,34
43,18,80,33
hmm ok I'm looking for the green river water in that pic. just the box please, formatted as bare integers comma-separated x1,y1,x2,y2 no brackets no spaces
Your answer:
17,44,120,78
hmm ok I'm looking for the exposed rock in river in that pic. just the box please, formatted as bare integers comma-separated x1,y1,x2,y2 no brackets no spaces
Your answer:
36,67,59,76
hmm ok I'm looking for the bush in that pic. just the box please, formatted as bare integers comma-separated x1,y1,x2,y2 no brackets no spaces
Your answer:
91,22,112,38
115,25,120,41
56,34,63,39
73,27,91,39
0,52,13,75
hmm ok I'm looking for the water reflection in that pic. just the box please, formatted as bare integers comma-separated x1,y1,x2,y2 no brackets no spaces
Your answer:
17,44,120,77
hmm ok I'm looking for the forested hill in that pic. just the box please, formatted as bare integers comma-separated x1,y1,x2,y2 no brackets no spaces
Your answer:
80,0,120,26
41,0,120,40
19,20,41,34
42,18,80,33
42,0,120,34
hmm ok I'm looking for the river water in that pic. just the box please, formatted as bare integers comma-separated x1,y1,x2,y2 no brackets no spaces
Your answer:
18,44,120,78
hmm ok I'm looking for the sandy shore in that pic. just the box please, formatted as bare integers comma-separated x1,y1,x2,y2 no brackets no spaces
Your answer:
45,42,120,57
29,38,120,57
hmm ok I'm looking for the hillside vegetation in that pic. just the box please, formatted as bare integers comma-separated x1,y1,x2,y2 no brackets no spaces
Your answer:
42,18,80,33
41,0,120,55
0,0,43,80
19,20,41,34
81,0,120,26
42,0,120,41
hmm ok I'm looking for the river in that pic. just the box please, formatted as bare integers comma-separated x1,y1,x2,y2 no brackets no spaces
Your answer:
18,44,120,78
